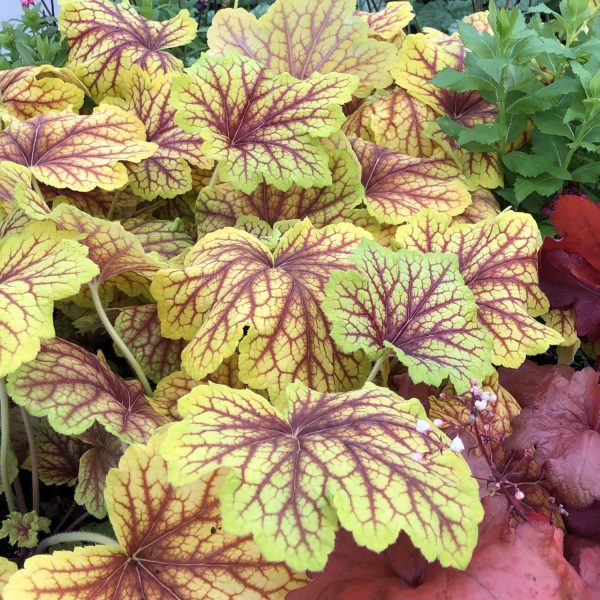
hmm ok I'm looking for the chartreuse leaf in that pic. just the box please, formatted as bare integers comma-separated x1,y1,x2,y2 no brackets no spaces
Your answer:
196,147,364,237
350,137,471,225
0,558,17,594
152,219,369,393
122,218,192,261
151,355,243,420
343,89,440,158
324,239,493,393
74,425,122,518
0,66,85,120
114,304,185,382
50,203,161,287
0,161,50,223
59,0,197,100
453,188,500,224
207,0,396,91
0,105,157,192
161,382,483,572
0,511,50,549
355,1,414,42
396,210,563,367
32,422,121,518
7,337,165,444
173,54,357,193
0,222,99,378
3,435,305,599
103,67,211,201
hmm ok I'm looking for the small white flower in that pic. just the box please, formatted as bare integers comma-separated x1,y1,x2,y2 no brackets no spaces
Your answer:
450,435,465,453
470,385,482,396
480,391,497,404
474,399,488,411
411,452,424,461
433,418,444,428
416,419,431,434
515,489,525,501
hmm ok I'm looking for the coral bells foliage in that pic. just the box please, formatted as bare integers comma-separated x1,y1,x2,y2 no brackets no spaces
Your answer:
0,1,598,598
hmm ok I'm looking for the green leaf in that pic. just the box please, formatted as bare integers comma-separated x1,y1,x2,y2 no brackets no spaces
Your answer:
503,151,571,178
570,162,600,183
514,174,565,201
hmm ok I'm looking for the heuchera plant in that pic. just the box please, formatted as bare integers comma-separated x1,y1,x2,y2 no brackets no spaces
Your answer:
0,0,598,598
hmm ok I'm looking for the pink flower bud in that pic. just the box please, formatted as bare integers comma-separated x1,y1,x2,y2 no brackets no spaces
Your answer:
480,391,497,403
411,452,424,461
433,418,444,428
21,0,36,7
416,419,431,434
515,489,525,501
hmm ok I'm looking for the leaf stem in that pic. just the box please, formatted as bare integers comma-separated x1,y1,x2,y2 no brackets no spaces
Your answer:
36,531,119,554
363,352,390,386
106,189,122,221
31,178,43,200
208,163,220,187
0,378,17,513
88,280,152,395
20,407,39,513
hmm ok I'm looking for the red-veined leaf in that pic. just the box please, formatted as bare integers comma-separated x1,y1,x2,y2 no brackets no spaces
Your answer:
7,337,165,444
59,0,197,100
3,435,306,599
161,382,483,572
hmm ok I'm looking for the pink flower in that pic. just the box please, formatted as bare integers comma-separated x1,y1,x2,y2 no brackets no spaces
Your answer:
21,0,36,7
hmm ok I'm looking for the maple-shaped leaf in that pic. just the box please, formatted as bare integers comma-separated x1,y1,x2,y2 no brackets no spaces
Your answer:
355,1,414,42
324,239,492,392
0,511,51,549
540,195,600,342
161,382,483,572
104,67,210,200
151,355,243,420
75,425,122,518
463,11,494,34
122,217,193,260
7,337,165,444
3,435,305,599
50,203,161,287
51,186,139,218
0,558,17,594
59,0,197,100
288,497,587,600
173,54,356,193
0,65,85,120
206,0,396,91
344,89,440,158
391,33,496,127
453,187,500,224
350,137,471,225
506,367,600,508
0,161,50,226
396,210,562,367
0,105,157,191
33,420,88,487
196,148,364,237
114,304,185,382
0,222,98,378
152,219,369,393
32,420,121,518
540,250,600,343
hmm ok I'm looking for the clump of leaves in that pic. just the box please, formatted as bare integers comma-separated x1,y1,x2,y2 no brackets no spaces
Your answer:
432,1,600,219
0,0,598,597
